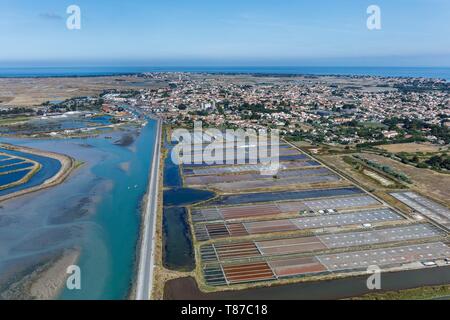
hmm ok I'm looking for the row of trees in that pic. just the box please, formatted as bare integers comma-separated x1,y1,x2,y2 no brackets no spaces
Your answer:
353,155,411,183
0,107,34,115
425,155,450,170
383,117,450,144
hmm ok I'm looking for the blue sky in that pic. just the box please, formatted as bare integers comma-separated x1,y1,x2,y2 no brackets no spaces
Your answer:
0,0,449,66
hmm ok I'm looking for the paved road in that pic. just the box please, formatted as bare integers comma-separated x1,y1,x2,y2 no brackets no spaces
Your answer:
136,118,162,300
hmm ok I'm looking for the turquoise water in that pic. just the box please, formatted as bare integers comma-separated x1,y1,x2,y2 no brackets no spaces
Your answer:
0,66,449,80
0,120,157,300
60,120,157,299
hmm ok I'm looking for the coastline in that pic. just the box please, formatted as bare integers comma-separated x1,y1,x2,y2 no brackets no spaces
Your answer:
0,66,449,81
29,249,81,300
0,143,76,203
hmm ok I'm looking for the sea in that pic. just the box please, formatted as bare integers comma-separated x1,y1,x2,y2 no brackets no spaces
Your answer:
0,66,449,80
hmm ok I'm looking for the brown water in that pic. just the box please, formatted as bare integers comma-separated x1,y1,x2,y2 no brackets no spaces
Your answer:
164,266,450,300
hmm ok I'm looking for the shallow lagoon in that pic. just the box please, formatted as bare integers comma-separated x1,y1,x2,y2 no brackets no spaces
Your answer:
0,120,157,299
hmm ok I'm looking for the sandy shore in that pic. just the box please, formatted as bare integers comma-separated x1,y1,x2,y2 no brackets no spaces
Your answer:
0,143,75,203
29,249,81,300
1,249,80,300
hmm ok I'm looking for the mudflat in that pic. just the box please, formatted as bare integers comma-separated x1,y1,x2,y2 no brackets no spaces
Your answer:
0,76,168,106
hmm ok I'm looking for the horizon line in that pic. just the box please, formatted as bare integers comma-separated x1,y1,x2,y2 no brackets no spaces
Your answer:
1,65,450,69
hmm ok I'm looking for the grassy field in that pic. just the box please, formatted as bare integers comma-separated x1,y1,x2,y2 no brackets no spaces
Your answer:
362,153,450,205
319,154,403,191
377,143,446,153
0,76,169,106
351,284,450,300
0,116,30,125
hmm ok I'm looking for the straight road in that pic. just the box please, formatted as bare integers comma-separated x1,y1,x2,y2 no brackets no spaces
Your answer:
136,118,162,300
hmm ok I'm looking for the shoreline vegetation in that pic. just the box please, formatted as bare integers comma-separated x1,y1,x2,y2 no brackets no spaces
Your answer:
349,284,450,300
0,143,76,203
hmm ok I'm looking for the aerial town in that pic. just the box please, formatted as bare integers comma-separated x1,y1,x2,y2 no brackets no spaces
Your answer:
105,73,449,146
